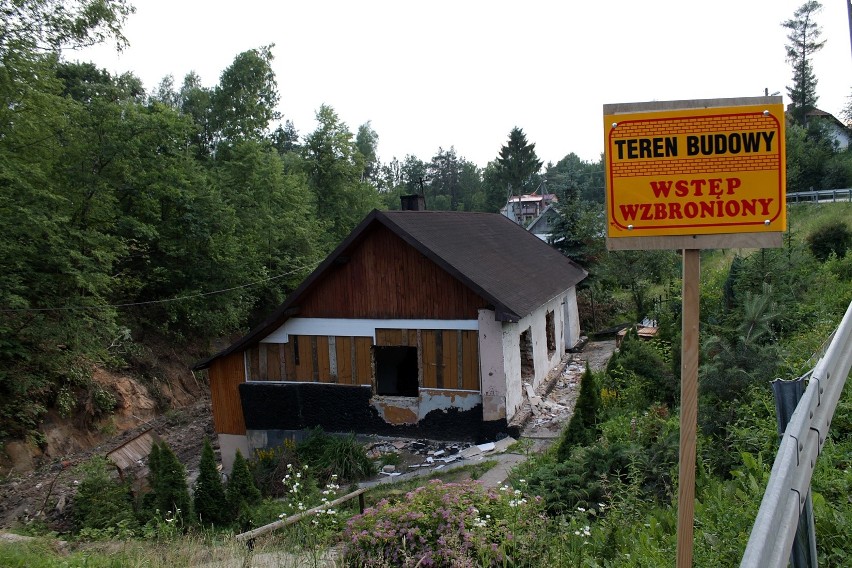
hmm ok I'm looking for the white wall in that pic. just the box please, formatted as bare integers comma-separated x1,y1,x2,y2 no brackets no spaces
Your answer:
563,287,581,350
478,309,507,421
501,293,570,420
217,433,250,474
261,317,477,343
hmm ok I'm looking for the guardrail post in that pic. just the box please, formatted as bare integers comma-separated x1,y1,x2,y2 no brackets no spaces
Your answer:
771,378,818,568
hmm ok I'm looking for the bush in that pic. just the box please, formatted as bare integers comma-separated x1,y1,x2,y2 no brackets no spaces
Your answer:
343,479,549,566
605,330,677,409
296,428,375,483
73,456,139,537
807,219,851,261
527,442,634,516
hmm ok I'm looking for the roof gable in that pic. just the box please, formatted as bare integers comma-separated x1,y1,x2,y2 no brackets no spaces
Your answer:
194,209,587,370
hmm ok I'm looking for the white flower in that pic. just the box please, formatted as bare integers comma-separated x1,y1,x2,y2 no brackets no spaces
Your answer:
577,506,586,512
514,489,521,495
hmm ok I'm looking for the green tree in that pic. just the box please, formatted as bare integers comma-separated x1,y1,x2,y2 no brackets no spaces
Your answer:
401,154,427,194
271,119,300,155
302,104,381,244
214,138,321,325
73,456,138,534
178,71,214,159
355,121,380,185
783,1,825,125
193,438,228,526
556,365,600,461
495,127,542,196
211,45,280,146
149,441,191,521
597,250,678,322
227,449,261,519
545,153,605,204
700,287,779,438
0,0,133,56
427,147,462,210
785,121,834,191
0,53,124,437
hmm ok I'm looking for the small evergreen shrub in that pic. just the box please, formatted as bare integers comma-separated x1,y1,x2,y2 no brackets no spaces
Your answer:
556,364,600,461
73,456,139,538
227,449,261,525
193,437,227,526
148,441,191,524
527,442,633,515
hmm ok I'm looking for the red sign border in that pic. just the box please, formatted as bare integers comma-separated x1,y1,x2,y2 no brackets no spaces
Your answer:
606,110,784,234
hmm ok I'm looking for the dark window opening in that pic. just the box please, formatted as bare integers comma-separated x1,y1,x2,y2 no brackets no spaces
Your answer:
520,327,534,379
375,346,419,396
545,310,556,357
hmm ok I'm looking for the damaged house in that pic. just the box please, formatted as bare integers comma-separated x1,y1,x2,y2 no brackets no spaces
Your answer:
193,208,587,470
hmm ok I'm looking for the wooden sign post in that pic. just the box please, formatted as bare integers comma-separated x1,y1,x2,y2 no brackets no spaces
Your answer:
677,248,700,567
603,97,785,567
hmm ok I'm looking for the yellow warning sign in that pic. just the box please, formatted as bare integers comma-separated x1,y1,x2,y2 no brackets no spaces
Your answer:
604,102,785,238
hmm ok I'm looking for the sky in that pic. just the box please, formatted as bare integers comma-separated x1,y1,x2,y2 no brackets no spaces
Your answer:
75,0,852,169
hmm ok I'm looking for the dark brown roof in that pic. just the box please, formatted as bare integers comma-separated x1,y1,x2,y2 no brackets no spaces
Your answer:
193,209,586,370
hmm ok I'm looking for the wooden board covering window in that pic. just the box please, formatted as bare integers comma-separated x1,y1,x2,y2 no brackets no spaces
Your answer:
280,335,373,386
244,330,478,389
421,330,479,391
208,351,247,435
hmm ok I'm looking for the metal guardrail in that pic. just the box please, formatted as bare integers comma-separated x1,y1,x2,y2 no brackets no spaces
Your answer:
740,300,852,567
786,189,852,203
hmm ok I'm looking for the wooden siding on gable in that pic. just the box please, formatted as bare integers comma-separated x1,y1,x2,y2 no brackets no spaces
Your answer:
296,225,488,320
209,351,247,435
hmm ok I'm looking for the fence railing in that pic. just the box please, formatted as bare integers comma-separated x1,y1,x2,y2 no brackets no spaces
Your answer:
235,487,367,543
786,189,852,203
740,300,852,567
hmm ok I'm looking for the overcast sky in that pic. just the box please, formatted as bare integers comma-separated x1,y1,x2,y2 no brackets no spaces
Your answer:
75,0,852,169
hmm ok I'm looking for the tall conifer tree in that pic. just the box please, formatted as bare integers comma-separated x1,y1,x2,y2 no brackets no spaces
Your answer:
495,127,543,197
783,1,825,125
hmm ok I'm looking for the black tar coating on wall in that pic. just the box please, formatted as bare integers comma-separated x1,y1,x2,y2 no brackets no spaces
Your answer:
238,382,517,444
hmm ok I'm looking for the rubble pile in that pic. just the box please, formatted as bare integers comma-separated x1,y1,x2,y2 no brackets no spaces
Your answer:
515,354,589,438
362,436,516,478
